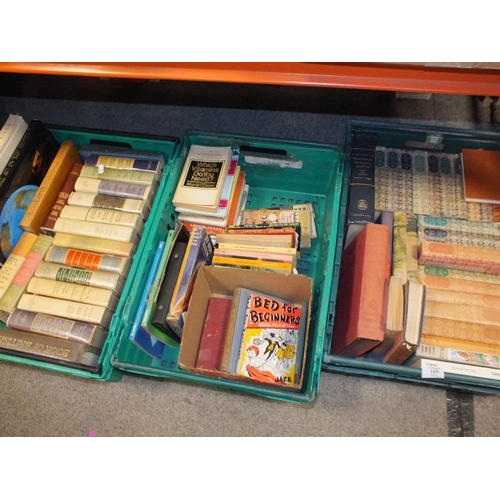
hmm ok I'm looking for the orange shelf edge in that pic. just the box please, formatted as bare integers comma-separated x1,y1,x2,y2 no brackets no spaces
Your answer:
1,62,500,96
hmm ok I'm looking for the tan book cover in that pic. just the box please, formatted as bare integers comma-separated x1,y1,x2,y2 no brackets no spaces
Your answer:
0,232,38,300
20,141,82,234
67,191,149,218
53,217,138,243
419,240,500,275
27,276,118,310
462,148,500,204
0,234,53,317
17,293,113,328
424,302,500,331
426,287,500,308
79,164,156,185
419,273,500,296
59,205,143,232
52,232,134,258
420,333,500,356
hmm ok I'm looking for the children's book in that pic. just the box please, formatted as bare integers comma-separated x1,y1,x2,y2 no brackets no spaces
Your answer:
234,290,306,387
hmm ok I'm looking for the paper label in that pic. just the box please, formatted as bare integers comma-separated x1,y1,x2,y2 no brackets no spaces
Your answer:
421,366,445,378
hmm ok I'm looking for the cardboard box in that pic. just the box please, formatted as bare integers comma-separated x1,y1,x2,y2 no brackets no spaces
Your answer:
179,265,312,391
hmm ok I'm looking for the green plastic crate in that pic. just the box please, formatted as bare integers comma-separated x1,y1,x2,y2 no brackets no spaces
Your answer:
323,119,500,395
111,130,344,403
0,125,179,381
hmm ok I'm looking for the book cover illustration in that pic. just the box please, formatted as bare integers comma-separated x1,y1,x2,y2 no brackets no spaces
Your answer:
236,292,304,386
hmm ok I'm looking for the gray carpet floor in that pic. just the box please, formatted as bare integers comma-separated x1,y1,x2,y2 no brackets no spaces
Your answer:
0,76,499,436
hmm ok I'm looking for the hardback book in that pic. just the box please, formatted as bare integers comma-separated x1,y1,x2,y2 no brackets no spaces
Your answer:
224,169,246,227
405,213,418,282
0,326,101,372
166,225,214,338
20,141,82,235
0,232,38,300
73,176,152,203
211,255,293,274
195,295,232,371
0,234,53,320
52,217,139,244
420,333,500,356
425,299,500,327
220,287,283,374
151,240,188,339
44,245,129,274
371,275,404,356
407,357,500,382
419,264,500,285
418,272,500,297
175,162,240,220
128,240,168,360
425,287,500,309
461,148,500,204
52,232,135,258
78,164,157,186
422,315,500,346
214,246,297,269
418,240,500,276
417,225,500,251
26,276,118,310
59,205,143,233
235,291,306,387
415,343,500,370
0,114,28,174
40,162,83,237
417,214,500,238
383,280,426,365
139,231,181,348
392,211,408,282
0,119,59,265
83,153,163,181
34,261,124,293
346,134,376,225
216,229,298,250
17,293,114,328
67,191,150,219
331,223,392,358
172,144,234,213
7,308,107,350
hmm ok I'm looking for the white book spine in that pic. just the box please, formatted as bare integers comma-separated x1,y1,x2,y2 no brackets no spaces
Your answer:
53,217,137,243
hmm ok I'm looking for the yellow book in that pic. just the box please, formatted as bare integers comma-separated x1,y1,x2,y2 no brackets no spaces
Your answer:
20,141,82,234
420,333,500,356
0,232,38,300
212,255,293,272
52,232,134,258
79,165,156,186
26,276,118,310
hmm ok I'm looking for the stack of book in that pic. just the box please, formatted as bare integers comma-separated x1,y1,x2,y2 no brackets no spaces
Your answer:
0,138,166,372
172,144,248,233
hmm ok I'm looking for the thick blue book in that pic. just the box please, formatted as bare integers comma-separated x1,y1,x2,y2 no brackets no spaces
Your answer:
128,240,166,359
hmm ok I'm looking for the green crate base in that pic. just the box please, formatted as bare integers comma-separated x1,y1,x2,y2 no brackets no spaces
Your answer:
0,126,179,381
323,119,500,395
111,131,343,403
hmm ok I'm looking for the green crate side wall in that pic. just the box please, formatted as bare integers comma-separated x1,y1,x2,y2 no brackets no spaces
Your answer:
111,131,344,403
323,119,500,394
0,127,178,381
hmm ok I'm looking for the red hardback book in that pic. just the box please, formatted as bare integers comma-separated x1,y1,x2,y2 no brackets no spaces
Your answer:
331,223,392,357
195,295,232,370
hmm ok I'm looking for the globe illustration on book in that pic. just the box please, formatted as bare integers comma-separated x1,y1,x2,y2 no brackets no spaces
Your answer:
0,185,38,262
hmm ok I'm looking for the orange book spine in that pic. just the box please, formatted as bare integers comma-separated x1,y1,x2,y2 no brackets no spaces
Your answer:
419,273,500,296
420,333,500,355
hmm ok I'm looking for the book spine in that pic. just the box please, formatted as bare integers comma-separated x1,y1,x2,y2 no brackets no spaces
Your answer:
84,154,160,173
79,144,165,164
420,333,500,355
79,165,156,185
418,271,500,295
67,191,149,218
418,240,500,275
0,326,101,369
418,226,500,250
41,162,83,237
425,300,500,327
419,264,500,284
216,242,297,255
0,116,28,171
392,211,407,282
59,205,143,232
27,276,117,310
34,261,122,291
0,232,38,300
17,293,113,327
212,255,293,271
44,246,126,274
406,214,418,282
7,308,107,350
53,217,138,243
52,232,134,258
426,287,500,308
20,141,83,234
214,248,294,263
74,176,151,201
416,344,500,369
0,234,53,315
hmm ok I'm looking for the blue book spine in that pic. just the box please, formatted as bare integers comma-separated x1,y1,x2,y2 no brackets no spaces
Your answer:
128,240,166,359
